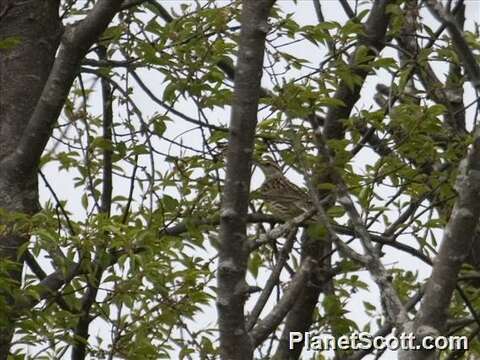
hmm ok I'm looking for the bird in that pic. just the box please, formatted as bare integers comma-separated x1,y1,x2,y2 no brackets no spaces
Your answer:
254,157,313,222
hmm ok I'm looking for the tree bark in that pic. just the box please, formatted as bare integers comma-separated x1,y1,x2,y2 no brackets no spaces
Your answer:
217,1,274,359
0,1,61,355
0,1,122,356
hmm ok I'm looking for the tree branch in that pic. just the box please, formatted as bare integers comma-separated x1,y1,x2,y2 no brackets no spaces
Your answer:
246,229,297,331
323,0,391,140
249,257,315,346
3,0,123,178
426,0,480,92
216,1,274,359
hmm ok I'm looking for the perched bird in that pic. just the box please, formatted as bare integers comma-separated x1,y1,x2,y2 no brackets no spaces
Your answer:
255,157,312,221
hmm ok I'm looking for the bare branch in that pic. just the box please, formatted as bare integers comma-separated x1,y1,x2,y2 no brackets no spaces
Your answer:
249,257,315,346
311,124,409,329
246,230,297,331
216,1,275,359
339,0,355,19
14,261,83,313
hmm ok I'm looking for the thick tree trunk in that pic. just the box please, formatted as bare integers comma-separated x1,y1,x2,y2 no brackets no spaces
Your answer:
0,1,61,355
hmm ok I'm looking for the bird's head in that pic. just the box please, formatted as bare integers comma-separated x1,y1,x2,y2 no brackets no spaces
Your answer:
254,156,283,180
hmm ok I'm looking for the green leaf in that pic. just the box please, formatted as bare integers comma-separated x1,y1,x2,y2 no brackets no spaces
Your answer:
327,206,346,218
306,223,327,239
0,36,22,50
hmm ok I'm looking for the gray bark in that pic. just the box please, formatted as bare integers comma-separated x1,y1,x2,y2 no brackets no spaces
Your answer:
0,1,122,357
0,1,61,354
217,1,274,359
